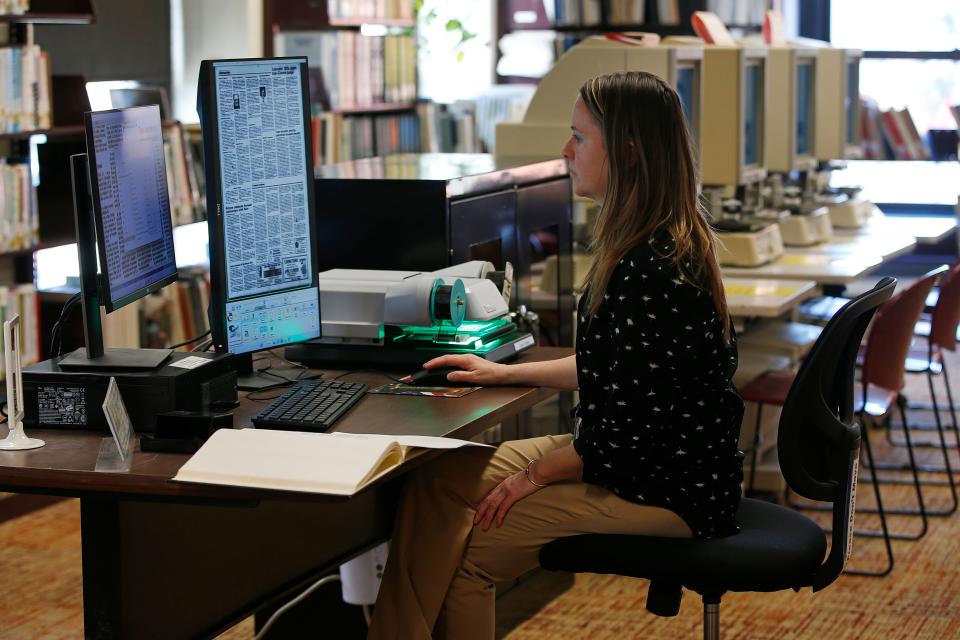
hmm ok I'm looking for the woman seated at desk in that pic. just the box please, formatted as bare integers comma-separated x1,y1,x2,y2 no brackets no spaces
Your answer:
367,71,745,640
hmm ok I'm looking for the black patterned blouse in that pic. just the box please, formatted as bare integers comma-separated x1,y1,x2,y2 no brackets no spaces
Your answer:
573,233,744,539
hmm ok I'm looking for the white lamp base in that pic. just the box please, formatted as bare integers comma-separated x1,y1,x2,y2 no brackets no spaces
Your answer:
0,424,45,451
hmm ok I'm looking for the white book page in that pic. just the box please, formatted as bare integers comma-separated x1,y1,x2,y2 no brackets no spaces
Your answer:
328,432,494,450
174,429,399,496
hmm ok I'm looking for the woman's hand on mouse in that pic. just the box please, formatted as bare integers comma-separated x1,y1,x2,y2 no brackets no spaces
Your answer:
422,354,513,386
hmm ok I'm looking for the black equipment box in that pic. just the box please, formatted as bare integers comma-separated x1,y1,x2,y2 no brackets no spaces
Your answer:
22,352,238,432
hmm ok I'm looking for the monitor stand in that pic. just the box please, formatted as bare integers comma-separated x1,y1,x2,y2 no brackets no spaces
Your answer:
59,347,173,371
236,353,285,391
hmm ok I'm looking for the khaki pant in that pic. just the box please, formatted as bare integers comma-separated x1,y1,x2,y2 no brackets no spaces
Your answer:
367,433,692,640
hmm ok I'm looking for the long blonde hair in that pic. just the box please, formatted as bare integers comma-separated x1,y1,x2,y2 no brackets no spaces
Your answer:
579,71,730,340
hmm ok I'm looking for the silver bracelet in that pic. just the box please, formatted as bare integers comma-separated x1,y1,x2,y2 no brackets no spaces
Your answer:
524,458,548,488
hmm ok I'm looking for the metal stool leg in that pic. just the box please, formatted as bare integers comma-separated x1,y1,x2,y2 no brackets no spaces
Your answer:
702,598,720,640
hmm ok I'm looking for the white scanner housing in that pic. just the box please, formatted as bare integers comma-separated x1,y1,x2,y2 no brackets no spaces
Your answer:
317,262,510,344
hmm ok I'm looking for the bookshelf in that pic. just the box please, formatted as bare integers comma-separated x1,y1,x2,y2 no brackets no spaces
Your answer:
0,0,97,369
0,0,95,24
0,1,209,363
496,0,768,82
264,0,422,164
0,124,83,140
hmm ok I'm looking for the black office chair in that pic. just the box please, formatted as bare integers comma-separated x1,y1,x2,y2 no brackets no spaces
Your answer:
538,277,897,639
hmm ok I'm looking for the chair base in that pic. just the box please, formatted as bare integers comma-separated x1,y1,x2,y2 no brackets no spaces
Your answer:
704,600,720,640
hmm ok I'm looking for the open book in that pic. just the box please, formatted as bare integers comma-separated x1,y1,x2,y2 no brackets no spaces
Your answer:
172,428,493,496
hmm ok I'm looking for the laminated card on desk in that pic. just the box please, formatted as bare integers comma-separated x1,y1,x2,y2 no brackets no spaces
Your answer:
96,377,135,472
173,429,493,496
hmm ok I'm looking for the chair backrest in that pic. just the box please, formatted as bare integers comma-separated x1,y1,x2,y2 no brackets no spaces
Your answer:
777,276,896,591
861,267,944,393
930,263,960,352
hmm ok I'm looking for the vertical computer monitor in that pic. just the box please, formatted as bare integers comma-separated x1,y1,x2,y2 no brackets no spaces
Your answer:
844,56,861,152
196,57,321,382
675,60,700,150
694,45,767,186
815,47,862,161
743,58,764,172
622,42,703,166
59,104,179,370
796,58,814,159
765,46,818,173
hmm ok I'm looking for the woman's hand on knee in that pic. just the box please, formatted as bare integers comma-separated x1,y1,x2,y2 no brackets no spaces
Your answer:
473,471,542,531
422,354,513,386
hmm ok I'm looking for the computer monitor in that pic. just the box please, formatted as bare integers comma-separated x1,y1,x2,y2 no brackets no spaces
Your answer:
743,58,763,171
796,57,815,158
495,38,704,160
59,104,179,370
620,42,704,163
815,47,863,161
764,46,818,173
844,55,862,154
196,57,321,389
675,61,700,145
697,45,768,187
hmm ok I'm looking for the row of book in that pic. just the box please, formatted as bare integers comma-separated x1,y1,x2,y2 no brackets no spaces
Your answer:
275,31,417,111
326,0,414,22
0,159,36,253
309,102,480,166
419,102,479,155
141,270,210,351
553,0,703,27
311,110,421,165
96,269,210,353
860,99,931,161
705,0,767,27
0,44,51,133
0,0,28,15
163,122,205,226
0,284,40,380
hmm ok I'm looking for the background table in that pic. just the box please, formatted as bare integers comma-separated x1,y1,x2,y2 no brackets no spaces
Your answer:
722,252,882,286
724,278,818,318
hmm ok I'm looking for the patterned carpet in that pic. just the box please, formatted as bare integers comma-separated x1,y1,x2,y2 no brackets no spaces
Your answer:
3,358,960,638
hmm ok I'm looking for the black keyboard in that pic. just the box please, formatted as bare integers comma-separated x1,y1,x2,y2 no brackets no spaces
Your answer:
251,379,368,432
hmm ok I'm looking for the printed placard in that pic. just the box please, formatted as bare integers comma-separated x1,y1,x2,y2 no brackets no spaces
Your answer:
102,377,135,461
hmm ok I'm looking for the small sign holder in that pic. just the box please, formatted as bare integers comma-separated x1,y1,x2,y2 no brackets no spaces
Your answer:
95,377,135,472
0,314,45,451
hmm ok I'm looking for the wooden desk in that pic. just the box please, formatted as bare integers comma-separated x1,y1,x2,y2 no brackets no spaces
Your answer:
0,347,567,639
722,252,882,286
723,278,818,318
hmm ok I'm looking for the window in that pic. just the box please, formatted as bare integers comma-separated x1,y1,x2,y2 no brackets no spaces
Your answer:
830,1,960,136
417,1,494,103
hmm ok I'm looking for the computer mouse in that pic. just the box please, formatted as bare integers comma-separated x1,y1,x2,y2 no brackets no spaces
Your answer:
402,367,474,387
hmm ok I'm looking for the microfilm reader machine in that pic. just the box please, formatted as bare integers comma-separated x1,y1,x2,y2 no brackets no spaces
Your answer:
286,261,535,368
